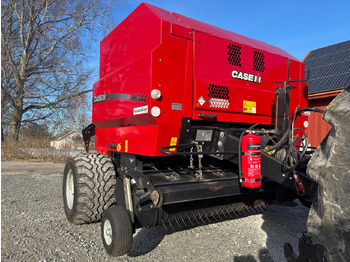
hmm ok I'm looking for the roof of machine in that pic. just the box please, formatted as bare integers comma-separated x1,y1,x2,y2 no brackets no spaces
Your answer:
121,3,298,61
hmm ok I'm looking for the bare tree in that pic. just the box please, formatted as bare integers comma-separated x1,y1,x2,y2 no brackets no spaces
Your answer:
1,0,119,141
20,122,51,139
1,82,12,140
51,92,92,134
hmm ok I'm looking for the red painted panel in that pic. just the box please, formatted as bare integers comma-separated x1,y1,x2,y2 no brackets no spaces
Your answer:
192,31,302,126
169,9,297,60
95,125,159,156
92,3,308,156
93,9,193,155
99,4,161,78
306,98,333,147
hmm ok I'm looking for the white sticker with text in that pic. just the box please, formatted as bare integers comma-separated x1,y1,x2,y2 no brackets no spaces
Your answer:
133,105,148,115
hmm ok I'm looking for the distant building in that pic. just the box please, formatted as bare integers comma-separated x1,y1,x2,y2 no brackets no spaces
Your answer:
50,130,83,149
303,40,350,147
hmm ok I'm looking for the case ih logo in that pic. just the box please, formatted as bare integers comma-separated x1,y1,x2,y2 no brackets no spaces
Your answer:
93,93,106,103
231,70,261,83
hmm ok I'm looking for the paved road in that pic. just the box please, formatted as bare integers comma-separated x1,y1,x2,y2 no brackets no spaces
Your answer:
1,161,309,261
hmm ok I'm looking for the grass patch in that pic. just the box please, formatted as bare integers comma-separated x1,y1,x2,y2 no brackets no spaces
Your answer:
1,138,85,163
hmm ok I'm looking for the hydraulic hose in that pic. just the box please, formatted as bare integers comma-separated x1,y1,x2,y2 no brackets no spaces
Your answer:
263,107,324,153
263,107,324,171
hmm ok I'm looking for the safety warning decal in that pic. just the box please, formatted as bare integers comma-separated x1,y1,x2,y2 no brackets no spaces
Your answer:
169,137,177,152
125,140,128,152
243,100,256,114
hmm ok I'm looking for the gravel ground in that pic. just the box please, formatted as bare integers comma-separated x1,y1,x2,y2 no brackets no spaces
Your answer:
1,161,310,261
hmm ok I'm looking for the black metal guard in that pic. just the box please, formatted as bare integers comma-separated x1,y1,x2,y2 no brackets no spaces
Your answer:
82,123,95,153
159,142,237,156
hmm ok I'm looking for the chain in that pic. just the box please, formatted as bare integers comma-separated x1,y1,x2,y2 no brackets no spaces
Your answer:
188,141,203,179
196,144,203,180
189,146,194,169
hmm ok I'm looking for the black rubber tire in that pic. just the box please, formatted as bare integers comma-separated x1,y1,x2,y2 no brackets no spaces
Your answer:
101,205,133,257
63,154,116,225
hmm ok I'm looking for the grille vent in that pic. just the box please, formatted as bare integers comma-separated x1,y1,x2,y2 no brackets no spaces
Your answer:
228,44,241,66
253,51,265,72
208,84,229,100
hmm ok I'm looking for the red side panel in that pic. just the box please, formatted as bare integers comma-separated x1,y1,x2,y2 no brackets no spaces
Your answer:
92,3,308,156
99,5,161,79
170,10,297,61
192,31,288,125
93,4,193,156
148,21,193,155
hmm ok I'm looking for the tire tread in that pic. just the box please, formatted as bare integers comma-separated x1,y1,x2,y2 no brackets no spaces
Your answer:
63,153,116,224
101,205,133,256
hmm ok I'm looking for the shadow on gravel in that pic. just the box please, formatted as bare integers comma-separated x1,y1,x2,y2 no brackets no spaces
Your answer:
128,210,266,258
128,226,166,257
260,202,309,261
233,248,272,262
126,203,308,260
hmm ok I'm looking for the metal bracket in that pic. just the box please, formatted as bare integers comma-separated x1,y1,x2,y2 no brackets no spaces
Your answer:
123,177,135,223
118,168,163,207
82,123,95,153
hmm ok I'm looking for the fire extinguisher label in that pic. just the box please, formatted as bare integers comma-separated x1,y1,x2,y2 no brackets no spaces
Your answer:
247,143,260,150
241,133,261,188
243,152,260,156
247,155,261,175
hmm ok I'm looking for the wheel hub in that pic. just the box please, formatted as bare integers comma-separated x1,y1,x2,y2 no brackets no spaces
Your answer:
66,170,74,209
103,219,113,245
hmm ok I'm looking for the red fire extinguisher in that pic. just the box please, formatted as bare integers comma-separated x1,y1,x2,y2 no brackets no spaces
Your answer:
241,132,262,188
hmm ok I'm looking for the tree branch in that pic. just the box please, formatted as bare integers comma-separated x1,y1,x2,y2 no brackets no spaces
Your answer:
23,89,92,112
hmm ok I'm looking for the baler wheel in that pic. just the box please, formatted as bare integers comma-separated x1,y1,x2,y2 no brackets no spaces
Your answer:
101,205,133,256
63,154,116,224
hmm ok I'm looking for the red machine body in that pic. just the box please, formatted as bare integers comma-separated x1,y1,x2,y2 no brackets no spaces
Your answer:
67,4,319,257
241,133,261,188
92,3,308,156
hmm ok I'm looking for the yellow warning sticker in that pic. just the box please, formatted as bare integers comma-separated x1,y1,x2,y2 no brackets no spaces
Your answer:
125,140,128,152
169,137,177,152
243,100,257,114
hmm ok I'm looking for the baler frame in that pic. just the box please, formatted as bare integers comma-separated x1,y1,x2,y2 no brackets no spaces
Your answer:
82,99,319,223
79,82,321,255
63,2,323,257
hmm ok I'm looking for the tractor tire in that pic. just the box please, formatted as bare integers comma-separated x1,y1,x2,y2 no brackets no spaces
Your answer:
101,205,133,257
63,154,116,225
